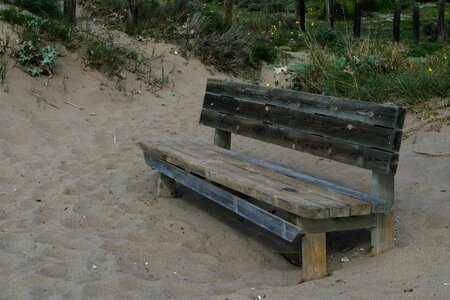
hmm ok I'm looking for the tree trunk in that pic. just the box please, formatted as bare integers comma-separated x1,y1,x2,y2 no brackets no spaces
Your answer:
353,0,361,39
393,4,401,42
412,4,420,44
127,0,138,25
326,0,334,31
180,0,188,15
63,0,76,26
224,0,232,24
296,0,306,32
437,0,446,41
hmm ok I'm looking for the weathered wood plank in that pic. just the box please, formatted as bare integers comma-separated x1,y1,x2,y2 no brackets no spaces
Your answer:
371,210,394,255
144,155,301,242
207,144,381,207
371,172,394,213
179,142,371,216
302,233,327,281
204,92,402,152
370,172,395,253
157,173,176,197
291,214,376,234
206,79,406,129
200,109,400,175
213,128,231,149
140,142,334,218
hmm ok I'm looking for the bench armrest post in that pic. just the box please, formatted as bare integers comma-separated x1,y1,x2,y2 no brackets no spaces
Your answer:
371,172,394,212
214,129,231,150
371,172,395,254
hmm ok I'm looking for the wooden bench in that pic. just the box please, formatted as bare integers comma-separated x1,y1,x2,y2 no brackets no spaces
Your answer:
139,78,405,281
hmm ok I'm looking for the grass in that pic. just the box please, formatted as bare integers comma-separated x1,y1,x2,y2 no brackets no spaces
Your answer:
1,0,449,104
0,6,71,42
293,37,450,104
1,0,62,19
82,32,138,78
80,30,170,91
0,59,7,85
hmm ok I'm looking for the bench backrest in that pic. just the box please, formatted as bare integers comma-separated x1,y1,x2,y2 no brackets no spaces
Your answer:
200,78,405,176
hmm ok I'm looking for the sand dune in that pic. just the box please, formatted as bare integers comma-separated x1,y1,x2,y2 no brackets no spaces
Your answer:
1,20,449,299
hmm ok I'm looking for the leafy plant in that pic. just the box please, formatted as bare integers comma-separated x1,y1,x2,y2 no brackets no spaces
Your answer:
14,39,57,76
0,7,71,41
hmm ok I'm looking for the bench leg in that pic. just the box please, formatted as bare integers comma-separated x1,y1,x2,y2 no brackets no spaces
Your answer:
302,232,327,281
157,173,176,198
371,210,394,255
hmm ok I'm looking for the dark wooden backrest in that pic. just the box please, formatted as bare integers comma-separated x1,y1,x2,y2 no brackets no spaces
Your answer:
200,78,405,176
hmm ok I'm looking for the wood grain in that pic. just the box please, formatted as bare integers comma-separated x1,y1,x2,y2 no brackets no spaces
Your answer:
301,233,327,281
140,141,373,219
203,92,403,152
200,109,400,175
206,78,406,129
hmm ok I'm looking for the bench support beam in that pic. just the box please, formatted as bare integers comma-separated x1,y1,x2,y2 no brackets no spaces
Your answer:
371,210,394,255
302,233,327,281
157,173,176,198
370,172,395,254
214,129,231,150
145,154,301,242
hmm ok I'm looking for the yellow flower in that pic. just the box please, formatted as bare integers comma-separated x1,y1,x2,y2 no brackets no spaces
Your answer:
311,22,315,27
265,83,271,87
290,31,294,35
444,56,448,60
428,68,433,73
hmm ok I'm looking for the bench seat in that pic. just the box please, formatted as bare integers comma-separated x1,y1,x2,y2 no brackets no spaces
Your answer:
140,141,373,220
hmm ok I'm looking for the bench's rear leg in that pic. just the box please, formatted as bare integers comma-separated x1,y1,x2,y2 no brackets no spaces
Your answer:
157,173,176,198
302,232,327,281
371,210,394,255
371,173,395,255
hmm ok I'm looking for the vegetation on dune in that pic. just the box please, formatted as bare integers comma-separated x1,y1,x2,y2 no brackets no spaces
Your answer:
2,0,62,18
293,37,450,104
0,0,449,106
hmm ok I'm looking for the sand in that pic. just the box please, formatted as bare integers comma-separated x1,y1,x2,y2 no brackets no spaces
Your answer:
0,19,449,299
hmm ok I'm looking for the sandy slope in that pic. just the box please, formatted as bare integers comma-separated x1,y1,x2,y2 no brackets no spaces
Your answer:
0,20,449,299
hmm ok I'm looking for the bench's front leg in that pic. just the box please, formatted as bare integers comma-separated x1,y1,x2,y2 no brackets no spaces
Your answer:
157,173,176,198
371,210,394,255
302,232,327,281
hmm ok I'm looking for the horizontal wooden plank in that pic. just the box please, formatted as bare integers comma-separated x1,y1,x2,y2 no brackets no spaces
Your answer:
144,155,301,241
178,142,371,216
199,109,399,175
207,145,384,208
140,141,374,218
140,142,331,218
206,78,406,129
204,92,402,153
292,214,377,234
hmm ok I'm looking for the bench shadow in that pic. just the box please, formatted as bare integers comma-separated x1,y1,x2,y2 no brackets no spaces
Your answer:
176,185,371,271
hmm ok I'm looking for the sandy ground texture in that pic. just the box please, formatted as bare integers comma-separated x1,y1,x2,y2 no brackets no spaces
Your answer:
0,19,449,300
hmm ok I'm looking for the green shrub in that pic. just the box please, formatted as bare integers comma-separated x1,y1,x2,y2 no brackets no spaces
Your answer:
0,7,70,41
14,40,57,76
293,39,450,104
3,0,62,18
83,33,139,78
181,13,259,75
252,36,278,64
